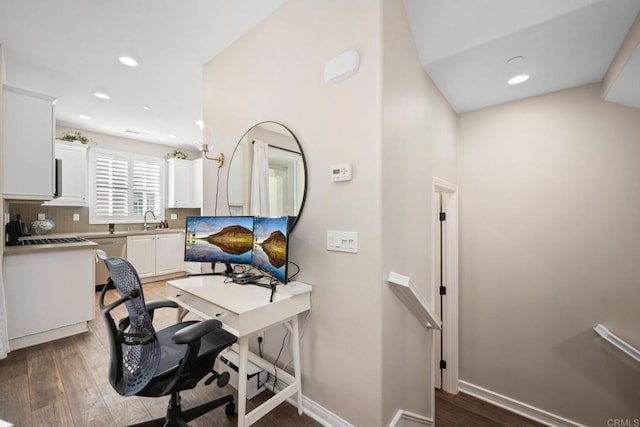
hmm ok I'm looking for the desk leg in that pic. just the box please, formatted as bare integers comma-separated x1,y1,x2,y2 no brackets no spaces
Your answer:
237,336,249,427
176,306,188,323
291,317,303,415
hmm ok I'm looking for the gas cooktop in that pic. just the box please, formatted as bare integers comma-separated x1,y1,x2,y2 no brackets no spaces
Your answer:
18,237,89,245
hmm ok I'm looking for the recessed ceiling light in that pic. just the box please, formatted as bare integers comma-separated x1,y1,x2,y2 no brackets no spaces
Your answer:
141,105,150,110
78,114,91,120
167,134,177,139
506,56,524,65
508,74,530,85
94,92,111,100
118,56,139,67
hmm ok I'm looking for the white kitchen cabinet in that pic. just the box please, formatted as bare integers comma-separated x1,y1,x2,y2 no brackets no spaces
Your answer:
3,247,95,350
43,140,88,206
2,85,57,201
126,234,157,278
127,232,184,279
167,158,202,208
185,261,203,275
155,233,185,275
192,158,202,208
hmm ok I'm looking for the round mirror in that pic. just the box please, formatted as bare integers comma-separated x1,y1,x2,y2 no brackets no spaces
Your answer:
227,121,307,230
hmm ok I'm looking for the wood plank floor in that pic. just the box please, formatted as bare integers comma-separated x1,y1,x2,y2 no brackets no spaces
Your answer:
0,281,320,427
1,280,546,427
435,389,545,427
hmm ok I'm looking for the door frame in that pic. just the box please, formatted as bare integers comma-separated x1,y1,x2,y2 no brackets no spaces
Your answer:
432,177,459,394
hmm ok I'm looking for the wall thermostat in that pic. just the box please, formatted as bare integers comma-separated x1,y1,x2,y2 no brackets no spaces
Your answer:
330,162,353,182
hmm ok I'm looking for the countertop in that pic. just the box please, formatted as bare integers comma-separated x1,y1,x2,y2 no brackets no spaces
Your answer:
74,228,185,239
3,228,185,255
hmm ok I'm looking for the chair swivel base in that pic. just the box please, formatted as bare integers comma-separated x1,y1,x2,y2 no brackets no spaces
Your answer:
129,392,235,427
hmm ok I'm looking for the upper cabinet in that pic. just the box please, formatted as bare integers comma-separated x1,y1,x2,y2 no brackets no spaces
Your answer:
167,157,202,208
2,85,57,201
43,140,89,206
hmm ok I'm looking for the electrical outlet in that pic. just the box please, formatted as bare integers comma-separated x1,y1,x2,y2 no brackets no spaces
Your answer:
170,213,177,220
72,213,80,222
38,213,46,220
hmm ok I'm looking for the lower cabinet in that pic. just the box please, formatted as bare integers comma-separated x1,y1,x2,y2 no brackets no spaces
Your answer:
3,247,95,350
127,232,184,279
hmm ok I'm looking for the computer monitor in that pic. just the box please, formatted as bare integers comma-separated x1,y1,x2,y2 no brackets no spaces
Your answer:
184,216,254,267
251,217,291,283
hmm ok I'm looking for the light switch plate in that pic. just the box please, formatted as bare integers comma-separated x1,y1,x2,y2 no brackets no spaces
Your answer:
38,213,46,220
327,230,358,253
170,213,178,220
72,213,80,222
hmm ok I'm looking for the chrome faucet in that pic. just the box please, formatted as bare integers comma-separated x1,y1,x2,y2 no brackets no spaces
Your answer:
143,210,156,231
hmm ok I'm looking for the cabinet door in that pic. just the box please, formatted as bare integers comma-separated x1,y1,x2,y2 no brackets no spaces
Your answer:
3,86,56,200
126,235,157,278
191,158,202,208
44,141,88,206
155,233,184,275
4,249,94,340
167,159,193,208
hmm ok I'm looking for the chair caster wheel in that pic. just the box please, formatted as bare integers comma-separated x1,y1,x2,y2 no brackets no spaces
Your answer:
217,371,230,387
225,402,236,416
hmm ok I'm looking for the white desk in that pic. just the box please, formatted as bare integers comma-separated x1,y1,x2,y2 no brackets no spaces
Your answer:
166,276,311,427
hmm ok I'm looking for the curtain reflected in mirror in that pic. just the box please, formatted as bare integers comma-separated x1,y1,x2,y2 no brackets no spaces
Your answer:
227,122,307,230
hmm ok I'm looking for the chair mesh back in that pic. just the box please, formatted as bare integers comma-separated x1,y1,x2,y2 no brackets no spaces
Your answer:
103,256,161,396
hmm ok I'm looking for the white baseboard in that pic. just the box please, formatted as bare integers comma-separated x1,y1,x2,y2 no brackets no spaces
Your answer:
388,409,434,427
458,380,586,427
299,394,354,427
273,382,353,427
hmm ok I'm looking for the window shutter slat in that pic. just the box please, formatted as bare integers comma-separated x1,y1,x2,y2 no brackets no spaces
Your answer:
90,150,164,223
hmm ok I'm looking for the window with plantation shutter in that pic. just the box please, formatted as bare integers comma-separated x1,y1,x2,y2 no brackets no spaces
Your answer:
89,148,165,224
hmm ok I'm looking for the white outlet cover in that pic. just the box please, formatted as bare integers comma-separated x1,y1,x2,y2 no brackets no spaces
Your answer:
326,230,358,253
72,213,80,221
38,213,46,220
170,213,178,220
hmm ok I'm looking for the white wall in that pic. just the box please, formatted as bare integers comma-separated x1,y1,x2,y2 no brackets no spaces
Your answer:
381,0,456,423
458,83,640,425
203,1,384,424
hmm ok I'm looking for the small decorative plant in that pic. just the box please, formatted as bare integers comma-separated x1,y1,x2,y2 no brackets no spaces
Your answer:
167,149,187,159
59,131,94,145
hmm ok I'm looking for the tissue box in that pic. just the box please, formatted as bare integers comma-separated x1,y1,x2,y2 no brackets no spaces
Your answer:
215,349,267,399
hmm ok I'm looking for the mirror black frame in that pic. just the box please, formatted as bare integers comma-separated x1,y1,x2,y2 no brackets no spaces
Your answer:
226,121,308,232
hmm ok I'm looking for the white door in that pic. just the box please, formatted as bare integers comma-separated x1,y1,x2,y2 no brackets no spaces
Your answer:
435,192,446,389
433,178,459,394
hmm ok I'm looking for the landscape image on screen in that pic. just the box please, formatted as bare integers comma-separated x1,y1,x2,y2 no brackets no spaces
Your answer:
252,217,289,283
185,216,254,264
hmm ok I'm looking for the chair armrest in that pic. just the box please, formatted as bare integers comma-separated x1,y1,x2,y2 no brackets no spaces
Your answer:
146,299,179,312
172,319,223,344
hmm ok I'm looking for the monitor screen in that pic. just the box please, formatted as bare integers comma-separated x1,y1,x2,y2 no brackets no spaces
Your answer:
251,217,291,283
184,216,254,264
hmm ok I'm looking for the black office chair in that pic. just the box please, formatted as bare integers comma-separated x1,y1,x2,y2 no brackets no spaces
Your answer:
97,249,237,426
